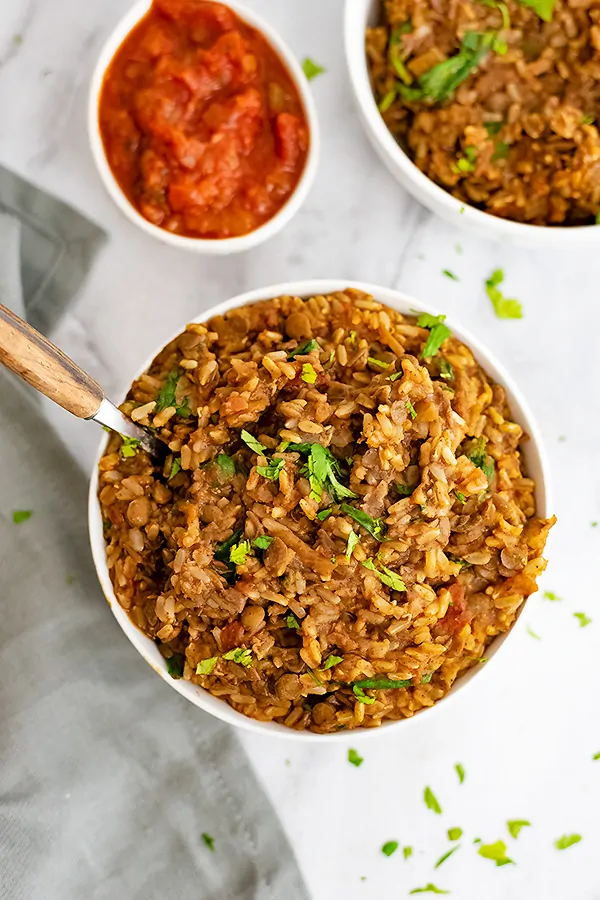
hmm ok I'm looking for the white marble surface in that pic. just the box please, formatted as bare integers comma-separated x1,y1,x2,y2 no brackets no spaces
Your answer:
2,1,600,897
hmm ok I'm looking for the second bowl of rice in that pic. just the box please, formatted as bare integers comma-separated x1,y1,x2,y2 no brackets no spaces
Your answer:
89,280,554,740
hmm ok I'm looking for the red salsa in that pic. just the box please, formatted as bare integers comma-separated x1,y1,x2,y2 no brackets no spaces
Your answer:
98,0,309,239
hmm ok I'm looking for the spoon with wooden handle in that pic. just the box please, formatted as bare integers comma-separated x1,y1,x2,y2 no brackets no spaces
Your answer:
0,303,166,462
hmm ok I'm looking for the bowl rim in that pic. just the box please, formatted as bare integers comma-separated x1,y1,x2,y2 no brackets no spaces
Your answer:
87,0,320,256
88,278,552,742
343,0,600,246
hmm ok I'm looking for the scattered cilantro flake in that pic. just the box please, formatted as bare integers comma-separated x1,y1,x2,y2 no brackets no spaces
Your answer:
13,34,23,45
353,685,375,704
594,752,600,760
582,114,595,125
341,503,386,540
454,491,466,504
202,833,215,851
439,359,454,380
543,591,562,601
348,748,364,767
301,363,318,384
409,885,449,895
492,141,510,160
241,430,268,455
302,57,326,80
464,436,494,480
555,834,582,850
527,626,541,640
395,482,414,497
12,510,33,524
254,535,274,550
455,763,465,784
592,521,598,527
155,369,190,416
507,820,530,839
435,846,459,868
286,613,301,630
484,120,504,136
443,270,459,281
349,330,357,345
406,399,417,420
217,453,236,478
574,612,592,628
367,356,390,369
448,828,463,841
352,676,412,690
257,458,285,481
519,0,556,21
379,89,396,113
120,436,141,458
398,31,495,104
478,840,514,866
417,313,451,358
316,508,333,521
196,657,218,675
382,841,399,857
229,540,252,566
403,846,413,860
169,457,182,480
165,654,185,679
362,558,406,591
473,838,481,844
424,787,442,814
388,371,404,382
485,269,523,319
345,530,359,561
299,444,356,502
287,339,320,359
222,647,253,668
421,672,433,683
323,654,343,669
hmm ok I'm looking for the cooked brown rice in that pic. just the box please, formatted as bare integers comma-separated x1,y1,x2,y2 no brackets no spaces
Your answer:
367,0,600,226
98,289,554,733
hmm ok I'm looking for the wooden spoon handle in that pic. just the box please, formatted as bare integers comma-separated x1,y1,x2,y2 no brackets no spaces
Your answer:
0,304,104,419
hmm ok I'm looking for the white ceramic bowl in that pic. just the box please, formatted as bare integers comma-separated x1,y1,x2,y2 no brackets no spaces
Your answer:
88,279,552,741
88,0,319,255
345,0,598,248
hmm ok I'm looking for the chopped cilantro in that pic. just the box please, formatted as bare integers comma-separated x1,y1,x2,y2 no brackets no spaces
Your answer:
519,0,556,21
582,114,595,125
409,885,449,895
464,436,494,480
165,653,185,679
222,647,253,668
555,834,582,850
316,508,333,521
367,356,390,369
341,503,386,540
254,535,274,550
287,339,320,359
543,591,562,601
507,820,530,839
454,491,466,504
527,625,541,640
424,787,442,814
352,676,412,690
455,762,465,783
421,672,433,683
302,57,326,80
492,141,510,160
403,846,413,860
214,530,241,561
448,827,462,841
592,521,598,527
217,453,236,478
362,558,406,591
438,359,454,380
353,685,375,704
345,530,359,561
169,457,182,480
323,654,343,669
155,369,190,416
12,510,33,524
485,269,523,319
478,840,514,866
443,269,459,280
435,846,459,868
202,833,215,851
229,540,252,566
286,613,301,630
484,120,504,136
196,657,218,675
395,482,414,497
388,371,404,382
379,89,396,113
417,313,451,359
574,612,592,627
406,399,417,420
348,748,364,767
257,458,285,481
120,436,141,458
594,752,600,760
241,430,268,455
301,363,318,384
398,31,496,103
382,841,399,857
297,444,357,502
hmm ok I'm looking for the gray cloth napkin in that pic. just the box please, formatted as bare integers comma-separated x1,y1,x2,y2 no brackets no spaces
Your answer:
0,181,309,900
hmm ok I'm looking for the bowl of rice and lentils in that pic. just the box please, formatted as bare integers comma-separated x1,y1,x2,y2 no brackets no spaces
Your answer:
90,282,555,738
346,0,600,244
